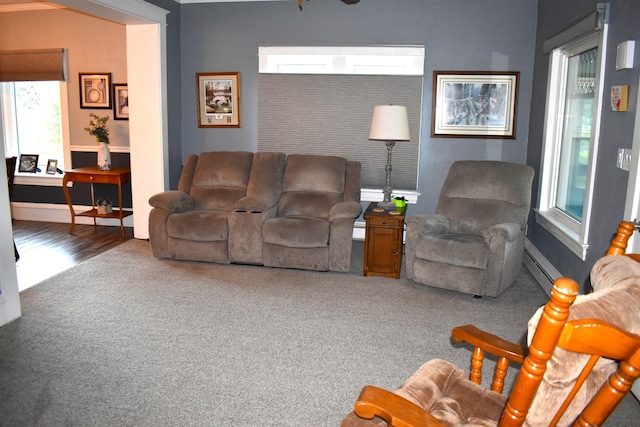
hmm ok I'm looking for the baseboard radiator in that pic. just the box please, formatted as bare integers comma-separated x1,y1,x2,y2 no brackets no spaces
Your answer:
523,238,561,297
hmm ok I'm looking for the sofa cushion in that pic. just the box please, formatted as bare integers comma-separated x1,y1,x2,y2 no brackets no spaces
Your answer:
191,187,248,211
190,151,253,210
263,217,330,248
414,234,488,269
524,255,640,426
282,154,347,193
278,192,344,218
167,211,229,242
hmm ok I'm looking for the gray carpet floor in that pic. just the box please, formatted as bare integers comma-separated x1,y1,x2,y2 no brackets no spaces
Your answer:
0,240,638,426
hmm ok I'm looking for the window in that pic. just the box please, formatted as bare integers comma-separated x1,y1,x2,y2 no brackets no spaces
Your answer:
258,46,424,203
537,12,608,260
1,80,70,185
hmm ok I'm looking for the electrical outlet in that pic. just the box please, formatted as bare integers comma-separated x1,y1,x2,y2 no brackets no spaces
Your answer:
617,148,632,171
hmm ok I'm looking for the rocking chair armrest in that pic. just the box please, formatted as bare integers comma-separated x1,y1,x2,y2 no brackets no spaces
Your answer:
354,385,446,427
452,325,525,364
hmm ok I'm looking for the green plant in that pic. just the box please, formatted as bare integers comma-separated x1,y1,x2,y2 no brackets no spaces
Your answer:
84,113,110,143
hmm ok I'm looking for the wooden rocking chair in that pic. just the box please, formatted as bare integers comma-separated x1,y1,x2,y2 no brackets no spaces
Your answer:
342,220,640,427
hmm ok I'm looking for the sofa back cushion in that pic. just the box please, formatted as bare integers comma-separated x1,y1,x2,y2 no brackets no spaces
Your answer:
190,151,253,211
437,161,534,236
278,155,347,218
524,255,640,426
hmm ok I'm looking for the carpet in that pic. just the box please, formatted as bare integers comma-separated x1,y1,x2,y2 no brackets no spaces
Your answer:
0,239,638,426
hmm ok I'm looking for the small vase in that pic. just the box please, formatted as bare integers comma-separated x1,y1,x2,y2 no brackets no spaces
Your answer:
97,141,112,170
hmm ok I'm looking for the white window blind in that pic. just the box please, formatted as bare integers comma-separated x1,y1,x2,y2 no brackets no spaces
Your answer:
258,46,423,191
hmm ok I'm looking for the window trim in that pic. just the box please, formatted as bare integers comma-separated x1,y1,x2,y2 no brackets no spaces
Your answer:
536,28,608,260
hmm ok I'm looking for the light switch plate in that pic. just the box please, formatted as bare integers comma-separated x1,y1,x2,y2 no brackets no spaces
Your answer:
617,148,632,171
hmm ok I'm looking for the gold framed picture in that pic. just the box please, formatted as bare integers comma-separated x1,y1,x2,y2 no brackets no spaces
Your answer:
196,72,241,128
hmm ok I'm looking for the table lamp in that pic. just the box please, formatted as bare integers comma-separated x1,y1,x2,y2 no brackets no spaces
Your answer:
369,105,410,210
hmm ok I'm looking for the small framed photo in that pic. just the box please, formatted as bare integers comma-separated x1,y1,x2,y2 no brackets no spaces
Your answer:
18,154,39,173
46,159,58,175
79,73,112,109
113,83,129,120
431,71,519,138
196,72,241,128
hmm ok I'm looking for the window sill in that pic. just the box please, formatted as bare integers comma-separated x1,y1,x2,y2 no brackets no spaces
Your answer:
14,172,64,187
534,208,588,260
361,188,420,204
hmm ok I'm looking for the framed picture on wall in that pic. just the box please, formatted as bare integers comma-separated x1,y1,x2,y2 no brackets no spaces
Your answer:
196,72,241,128
113,83,129,120
431,71,519,138
18,154,39,173
79,73,112,109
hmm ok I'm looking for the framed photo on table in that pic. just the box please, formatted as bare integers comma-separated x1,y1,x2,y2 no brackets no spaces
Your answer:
79,73,112,109
431,71,519,138
196,72,241,128
113,83,129,120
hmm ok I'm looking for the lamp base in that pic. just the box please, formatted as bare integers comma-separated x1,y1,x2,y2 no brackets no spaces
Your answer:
377,201,397,210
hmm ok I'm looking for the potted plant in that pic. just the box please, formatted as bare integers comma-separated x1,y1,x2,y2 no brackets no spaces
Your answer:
84,113,111,170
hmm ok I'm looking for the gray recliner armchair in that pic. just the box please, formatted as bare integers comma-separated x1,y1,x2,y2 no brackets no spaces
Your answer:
262,154,362,272
405,160,534,297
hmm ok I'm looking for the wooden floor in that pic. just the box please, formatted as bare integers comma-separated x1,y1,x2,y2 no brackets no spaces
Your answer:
12,220,133,291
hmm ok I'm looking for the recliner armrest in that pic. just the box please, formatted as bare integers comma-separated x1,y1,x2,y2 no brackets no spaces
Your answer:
329,201,363,221
406,214,450,235
148,190,194,213
483,223,522,244
234,195,277,213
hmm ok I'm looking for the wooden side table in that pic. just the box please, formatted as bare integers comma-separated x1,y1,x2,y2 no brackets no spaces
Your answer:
363,201,406,279
62,166,132,239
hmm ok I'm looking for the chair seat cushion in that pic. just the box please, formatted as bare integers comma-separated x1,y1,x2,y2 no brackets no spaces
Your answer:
167,210,229,242
414,234,488,269
394,359,506,426
263,217,330,248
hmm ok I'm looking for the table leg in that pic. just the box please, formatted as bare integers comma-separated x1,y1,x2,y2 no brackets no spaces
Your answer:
117,178,125,239
62,174,76,235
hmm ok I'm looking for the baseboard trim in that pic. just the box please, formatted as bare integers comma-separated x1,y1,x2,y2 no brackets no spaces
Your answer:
0,295,6,326
12,202,134,228
523,238,561,297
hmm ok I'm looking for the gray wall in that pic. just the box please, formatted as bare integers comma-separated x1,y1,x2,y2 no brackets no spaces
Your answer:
526,0,640,288
141,0,183,188
177,0,538,216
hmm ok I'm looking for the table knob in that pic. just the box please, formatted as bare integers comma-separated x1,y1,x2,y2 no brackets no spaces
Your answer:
382,220,386,225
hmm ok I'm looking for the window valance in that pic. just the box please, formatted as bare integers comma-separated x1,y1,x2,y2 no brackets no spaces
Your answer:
543,3,608,54
0,48,66,82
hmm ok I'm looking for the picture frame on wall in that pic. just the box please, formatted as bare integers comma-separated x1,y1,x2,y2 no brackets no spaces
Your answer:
79,73,112,109
431,71,519,138
18,154,39,173
113,83,129,120
196,72,241,128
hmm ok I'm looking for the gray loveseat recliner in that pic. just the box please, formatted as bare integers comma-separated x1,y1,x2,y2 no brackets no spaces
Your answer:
148,151,362,272
405,160,534,297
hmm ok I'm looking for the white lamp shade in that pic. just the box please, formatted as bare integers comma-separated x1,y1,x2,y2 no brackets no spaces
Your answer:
368,105,410,141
